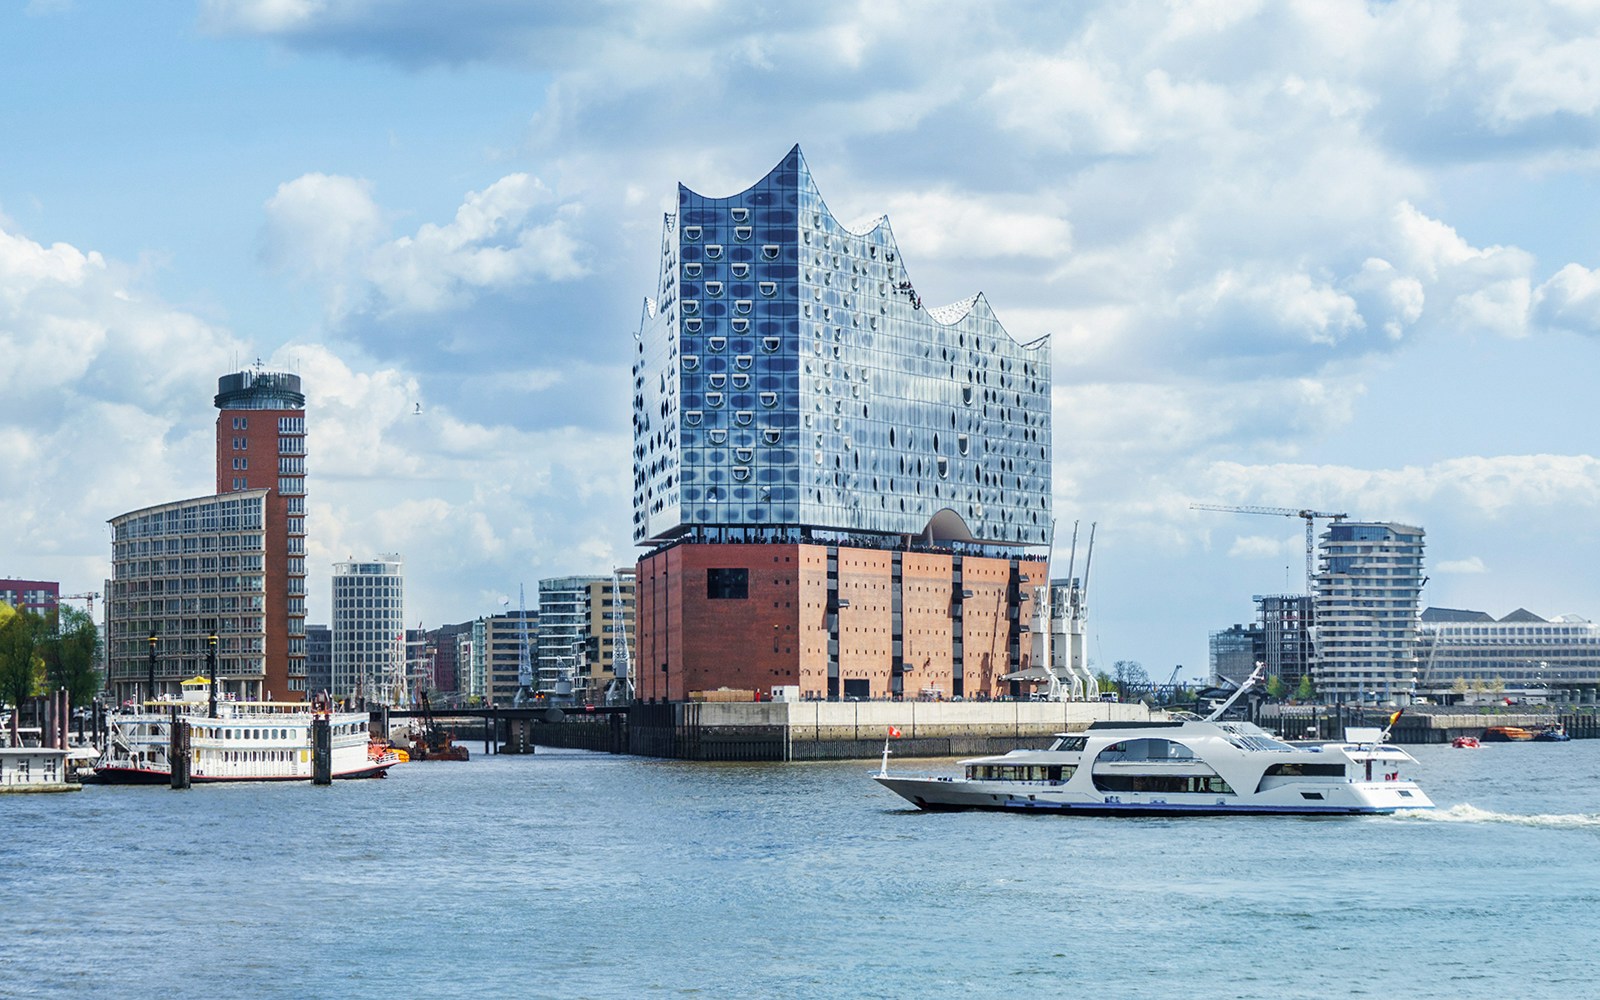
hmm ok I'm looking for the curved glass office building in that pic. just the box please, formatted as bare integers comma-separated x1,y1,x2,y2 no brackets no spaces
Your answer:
632,149,1054,703
633,145,1050,547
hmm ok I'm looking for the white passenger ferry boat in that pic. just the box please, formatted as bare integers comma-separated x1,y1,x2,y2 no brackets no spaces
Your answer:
95,678,397,783
875,673,1434,817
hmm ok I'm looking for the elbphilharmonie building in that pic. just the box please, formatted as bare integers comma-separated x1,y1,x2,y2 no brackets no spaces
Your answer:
632,147,1052,703
633,145,1050,548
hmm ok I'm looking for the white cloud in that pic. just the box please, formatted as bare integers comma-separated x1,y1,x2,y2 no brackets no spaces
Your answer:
1437,556,1489,574
1533,262,1600,336
20,0,1600,668
260,172,586,321
365,174,587,315
1226,534,1297,560
1199,454,1600,522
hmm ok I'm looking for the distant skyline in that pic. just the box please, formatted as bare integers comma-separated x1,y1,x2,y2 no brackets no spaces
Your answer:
5,2,1600,682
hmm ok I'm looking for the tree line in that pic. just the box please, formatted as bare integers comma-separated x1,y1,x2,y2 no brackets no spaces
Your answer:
0,603,101,742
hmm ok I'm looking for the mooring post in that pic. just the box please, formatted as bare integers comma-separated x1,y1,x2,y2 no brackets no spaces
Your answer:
169,706,190,790
312,712,332,785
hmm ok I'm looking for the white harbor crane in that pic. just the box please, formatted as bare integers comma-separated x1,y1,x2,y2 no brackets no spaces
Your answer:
609,568,634,705
1041,520,1098,700
514,584,534,707
1190,503,1347,594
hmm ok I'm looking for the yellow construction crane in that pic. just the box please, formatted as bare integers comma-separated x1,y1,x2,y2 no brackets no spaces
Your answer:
1190,504,1348,594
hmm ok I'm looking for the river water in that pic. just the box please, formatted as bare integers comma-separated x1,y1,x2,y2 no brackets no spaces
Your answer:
4,741,1599,999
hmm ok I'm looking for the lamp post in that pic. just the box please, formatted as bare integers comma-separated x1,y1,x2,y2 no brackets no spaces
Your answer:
146,632,157,705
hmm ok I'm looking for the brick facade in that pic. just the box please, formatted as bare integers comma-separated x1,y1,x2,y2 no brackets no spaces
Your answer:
635,542,1047,702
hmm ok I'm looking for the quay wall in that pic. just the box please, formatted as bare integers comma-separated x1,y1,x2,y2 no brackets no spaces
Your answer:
534,701,1154,762
1260,707,1600,744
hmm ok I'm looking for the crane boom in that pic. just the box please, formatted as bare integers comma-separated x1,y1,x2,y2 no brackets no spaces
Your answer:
1190,503,1347,594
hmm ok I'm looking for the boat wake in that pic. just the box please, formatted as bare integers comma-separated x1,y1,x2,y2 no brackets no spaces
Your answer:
1396,803,1600,829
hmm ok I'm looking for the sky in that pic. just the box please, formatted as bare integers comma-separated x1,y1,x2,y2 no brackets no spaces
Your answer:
5,0,1600,683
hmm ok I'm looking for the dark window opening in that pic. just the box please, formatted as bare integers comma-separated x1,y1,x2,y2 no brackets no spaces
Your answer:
707,568,749,600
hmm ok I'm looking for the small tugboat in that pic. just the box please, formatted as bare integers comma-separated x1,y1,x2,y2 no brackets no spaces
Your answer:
1481,725,1536,742
1532,723,1571,742
1451,735,1481,749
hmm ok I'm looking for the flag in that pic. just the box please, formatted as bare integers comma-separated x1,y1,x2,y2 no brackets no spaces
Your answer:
888,725,902,738
1387,708,1404,728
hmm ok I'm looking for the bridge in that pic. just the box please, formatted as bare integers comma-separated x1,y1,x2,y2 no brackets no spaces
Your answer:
368,703,630,755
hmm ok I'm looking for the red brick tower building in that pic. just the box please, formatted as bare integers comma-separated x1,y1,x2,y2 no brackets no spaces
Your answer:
215,367,307,699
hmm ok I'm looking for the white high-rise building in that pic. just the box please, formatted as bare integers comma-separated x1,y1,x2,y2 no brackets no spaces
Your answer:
1312,522,1425,705
331,555,405,705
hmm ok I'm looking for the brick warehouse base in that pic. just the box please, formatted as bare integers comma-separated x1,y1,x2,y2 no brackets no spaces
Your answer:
634,541,1048,704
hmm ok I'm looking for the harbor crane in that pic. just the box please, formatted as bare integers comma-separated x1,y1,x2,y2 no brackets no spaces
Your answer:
1190,504,1348,594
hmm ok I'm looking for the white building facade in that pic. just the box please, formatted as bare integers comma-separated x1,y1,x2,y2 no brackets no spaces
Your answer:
1418,607,1600,704
331,556,405,705
1312,522,1425,704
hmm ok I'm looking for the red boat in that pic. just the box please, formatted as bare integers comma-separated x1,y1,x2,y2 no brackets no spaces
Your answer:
1451,735,1480,748
1482,725,1535,742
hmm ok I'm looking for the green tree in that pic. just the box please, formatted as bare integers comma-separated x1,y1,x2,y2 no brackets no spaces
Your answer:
1113,659,1147,698
1265,675,1285,701
1295,674,1315,702
1095,670,1115,695
0,605,46,742
41,606,101,709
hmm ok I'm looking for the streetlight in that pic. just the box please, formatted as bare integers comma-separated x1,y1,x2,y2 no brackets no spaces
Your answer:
146,631,158,705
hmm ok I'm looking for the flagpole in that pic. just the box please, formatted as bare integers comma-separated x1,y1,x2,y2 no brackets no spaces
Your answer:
879,737,891,777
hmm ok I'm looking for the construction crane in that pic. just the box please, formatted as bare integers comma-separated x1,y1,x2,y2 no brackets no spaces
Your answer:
59,592,101,617
1190,504,1348,594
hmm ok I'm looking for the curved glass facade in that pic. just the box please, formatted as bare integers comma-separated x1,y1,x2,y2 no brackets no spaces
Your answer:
633,146,1050,548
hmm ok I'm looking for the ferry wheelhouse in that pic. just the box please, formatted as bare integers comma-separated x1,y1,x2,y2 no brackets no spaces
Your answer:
95,677,396,783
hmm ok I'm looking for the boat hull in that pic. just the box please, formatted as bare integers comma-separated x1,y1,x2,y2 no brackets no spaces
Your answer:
875,775,1433,816
93,762,394,784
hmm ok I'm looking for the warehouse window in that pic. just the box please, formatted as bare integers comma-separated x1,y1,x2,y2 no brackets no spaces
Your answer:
707,568,749,600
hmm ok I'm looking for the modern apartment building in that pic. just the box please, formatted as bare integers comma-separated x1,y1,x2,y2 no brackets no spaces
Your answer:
0,579,59,616
458,628,481,703
331,556,405,705
421,621,473,699
1312,521,1426,704
633,147,1051,701
305,624,331,695
106,491,269,702
1418,607,1600,704
106,367,309,702
478,611,536,706
535,575,635,703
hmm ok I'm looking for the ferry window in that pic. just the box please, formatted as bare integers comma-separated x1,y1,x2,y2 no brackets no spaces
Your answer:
707,568,749,600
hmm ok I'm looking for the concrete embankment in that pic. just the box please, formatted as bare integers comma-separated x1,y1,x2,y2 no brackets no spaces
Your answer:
536,700,1155,762
1261,706,1600,743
